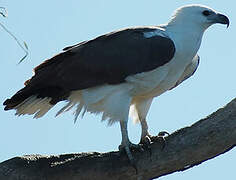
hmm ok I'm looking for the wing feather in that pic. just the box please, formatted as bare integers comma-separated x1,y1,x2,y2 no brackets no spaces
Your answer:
170,54,200,90
4,27,176,108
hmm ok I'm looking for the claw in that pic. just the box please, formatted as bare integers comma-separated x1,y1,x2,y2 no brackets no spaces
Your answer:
140,135,152,146
140,135,153,157
157,131,170,150
158,131,170,137
140,135,152,148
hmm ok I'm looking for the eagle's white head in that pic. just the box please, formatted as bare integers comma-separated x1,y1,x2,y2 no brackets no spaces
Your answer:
168,4,229,30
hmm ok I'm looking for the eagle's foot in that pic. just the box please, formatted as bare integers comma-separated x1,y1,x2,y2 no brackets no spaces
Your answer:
140,135,153,147
139,135,153,157
119,142,144,153
140,135,153,152
119,142,143,174
157,131,169,150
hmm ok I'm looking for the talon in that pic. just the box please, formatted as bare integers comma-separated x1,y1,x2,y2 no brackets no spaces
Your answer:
157,131,169,150
140,135,152,145
158,131,170,137
130,143,144,152
140,135,152,149
140,135,153,158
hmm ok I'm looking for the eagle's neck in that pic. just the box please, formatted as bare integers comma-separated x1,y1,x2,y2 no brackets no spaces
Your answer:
165,24,204,60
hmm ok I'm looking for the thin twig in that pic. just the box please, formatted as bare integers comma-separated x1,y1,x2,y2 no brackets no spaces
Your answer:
0,7,7,17
0,7,28,63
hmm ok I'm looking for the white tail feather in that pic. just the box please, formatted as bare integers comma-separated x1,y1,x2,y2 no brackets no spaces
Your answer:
14,96,53,118
73,103,84,123
33,98,53,118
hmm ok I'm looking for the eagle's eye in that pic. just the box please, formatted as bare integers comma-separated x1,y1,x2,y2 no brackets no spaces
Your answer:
202,10,211,16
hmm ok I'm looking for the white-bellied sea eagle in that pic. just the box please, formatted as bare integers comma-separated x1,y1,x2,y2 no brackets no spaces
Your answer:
3,4,229,164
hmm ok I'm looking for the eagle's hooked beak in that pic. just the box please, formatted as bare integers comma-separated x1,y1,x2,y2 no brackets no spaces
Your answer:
216,13,230,28
209,13,230,28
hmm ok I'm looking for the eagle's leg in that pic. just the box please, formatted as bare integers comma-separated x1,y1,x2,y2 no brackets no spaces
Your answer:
140,118,152,146
119,120,141,172
119,119,140,153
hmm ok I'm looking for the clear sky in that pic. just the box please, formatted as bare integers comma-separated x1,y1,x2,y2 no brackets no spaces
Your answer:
0,0,235,179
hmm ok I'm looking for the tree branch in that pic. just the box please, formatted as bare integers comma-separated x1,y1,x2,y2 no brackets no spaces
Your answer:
1,98,236,180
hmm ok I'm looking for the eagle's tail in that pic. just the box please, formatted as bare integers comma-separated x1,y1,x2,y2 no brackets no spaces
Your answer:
3,85,59,118
4,94,53,118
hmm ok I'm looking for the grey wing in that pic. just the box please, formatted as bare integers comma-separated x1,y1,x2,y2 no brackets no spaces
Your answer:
169,54,200,90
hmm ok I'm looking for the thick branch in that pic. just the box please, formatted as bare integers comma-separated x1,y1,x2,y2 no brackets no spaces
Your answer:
1,98,236,180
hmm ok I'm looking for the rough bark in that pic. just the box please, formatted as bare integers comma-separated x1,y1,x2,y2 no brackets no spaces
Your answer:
1,98,236,180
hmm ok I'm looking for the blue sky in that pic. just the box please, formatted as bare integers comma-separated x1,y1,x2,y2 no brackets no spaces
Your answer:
0,0,235,179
